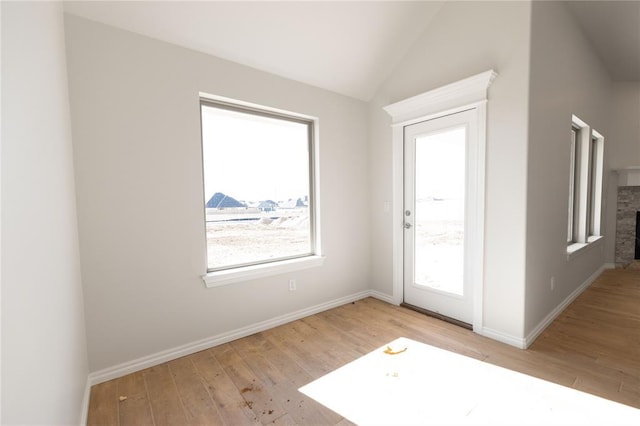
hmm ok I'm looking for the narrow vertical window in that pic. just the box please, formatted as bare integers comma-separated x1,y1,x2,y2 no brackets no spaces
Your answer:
586,136,596,236
567,114,604,256
588,131,604,238
567,127,579,244
200,98,317,272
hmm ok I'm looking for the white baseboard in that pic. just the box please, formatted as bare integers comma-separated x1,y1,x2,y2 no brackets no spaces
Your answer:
524,264,607,348
480,263,611,350
480,327,526,349
88,290,374,386
369,290,395,305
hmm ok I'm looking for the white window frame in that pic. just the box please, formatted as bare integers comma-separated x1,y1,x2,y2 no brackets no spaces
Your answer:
567,127,579,244
567,115,604,260
588,130,604,239
199,94,324,287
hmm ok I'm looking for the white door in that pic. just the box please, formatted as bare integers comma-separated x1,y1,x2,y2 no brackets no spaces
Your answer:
403,109,477,325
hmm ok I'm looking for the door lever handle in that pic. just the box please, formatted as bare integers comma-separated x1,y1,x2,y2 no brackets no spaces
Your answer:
404,222,412,229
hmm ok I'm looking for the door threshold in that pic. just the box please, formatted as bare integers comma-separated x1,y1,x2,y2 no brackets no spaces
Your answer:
400,302,472,330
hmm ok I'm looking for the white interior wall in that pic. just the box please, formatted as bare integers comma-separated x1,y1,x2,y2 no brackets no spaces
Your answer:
525,1,612,335
368,1,532,343
1,2,89,424
604,82,640,263
64,15,371,373
608,82,640,169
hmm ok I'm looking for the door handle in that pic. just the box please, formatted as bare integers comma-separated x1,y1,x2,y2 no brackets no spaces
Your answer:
404,222,412,229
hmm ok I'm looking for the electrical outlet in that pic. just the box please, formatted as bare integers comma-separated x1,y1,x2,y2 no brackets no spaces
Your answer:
289,279,296,291
550,276,555,292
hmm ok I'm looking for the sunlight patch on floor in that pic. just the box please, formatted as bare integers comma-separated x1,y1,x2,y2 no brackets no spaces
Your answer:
300,337,640,425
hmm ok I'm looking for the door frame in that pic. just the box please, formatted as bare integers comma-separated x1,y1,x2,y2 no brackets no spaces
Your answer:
383,70,497,334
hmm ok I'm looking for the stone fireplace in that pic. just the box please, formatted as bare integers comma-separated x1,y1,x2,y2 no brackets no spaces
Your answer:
615,167,640,266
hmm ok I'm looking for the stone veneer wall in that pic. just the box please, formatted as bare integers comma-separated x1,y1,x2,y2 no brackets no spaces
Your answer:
615,186,640,266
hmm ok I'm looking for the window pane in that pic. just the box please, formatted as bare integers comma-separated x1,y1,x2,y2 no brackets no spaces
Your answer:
414,126,466,295
201,102,313,271
568,129,577,243
588,137,598,236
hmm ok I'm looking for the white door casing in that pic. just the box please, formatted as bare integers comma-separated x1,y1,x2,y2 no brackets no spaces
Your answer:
383,70,497,333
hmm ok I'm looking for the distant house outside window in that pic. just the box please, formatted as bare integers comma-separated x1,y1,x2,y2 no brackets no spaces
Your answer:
200,97,318,275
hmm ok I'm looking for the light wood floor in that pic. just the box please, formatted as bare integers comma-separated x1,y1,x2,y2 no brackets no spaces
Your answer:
87,268,640,425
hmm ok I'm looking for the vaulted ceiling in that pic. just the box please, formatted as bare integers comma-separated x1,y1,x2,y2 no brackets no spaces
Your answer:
564,0,640,82
63,1,445,101
63,1,640,101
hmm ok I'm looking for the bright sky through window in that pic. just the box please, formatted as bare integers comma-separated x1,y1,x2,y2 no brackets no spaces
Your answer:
200,105,310,204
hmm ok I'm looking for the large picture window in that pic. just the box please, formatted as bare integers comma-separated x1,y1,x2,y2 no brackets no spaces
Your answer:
200,97,317,275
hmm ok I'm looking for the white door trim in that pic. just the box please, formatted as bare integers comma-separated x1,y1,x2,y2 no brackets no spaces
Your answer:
383,70,497,334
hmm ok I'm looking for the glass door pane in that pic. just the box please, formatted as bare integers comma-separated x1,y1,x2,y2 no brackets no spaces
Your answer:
414,126,466,295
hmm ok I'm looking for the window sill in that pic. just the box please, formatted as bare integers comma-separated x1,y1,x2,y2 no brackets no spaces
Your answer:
202,255,325,288
567,236,603,261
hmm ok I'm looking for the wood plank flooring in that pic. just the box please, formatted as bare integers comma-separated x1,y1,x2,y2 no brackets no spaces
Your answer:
87,268,640,425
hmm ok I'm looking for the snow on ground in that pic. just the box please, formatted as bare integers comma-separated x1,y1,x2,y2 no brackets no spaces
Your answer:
206,209,311,269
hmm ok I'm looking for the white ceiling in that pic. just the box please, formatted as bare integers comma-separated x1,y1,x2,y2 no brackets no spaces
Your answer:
63,1,444,101
63,1,640,102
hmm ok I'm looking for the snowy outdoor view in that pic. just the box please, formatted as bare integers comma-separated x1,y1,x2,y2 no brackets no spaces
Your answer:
414,126,466,295
200,102,313,270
